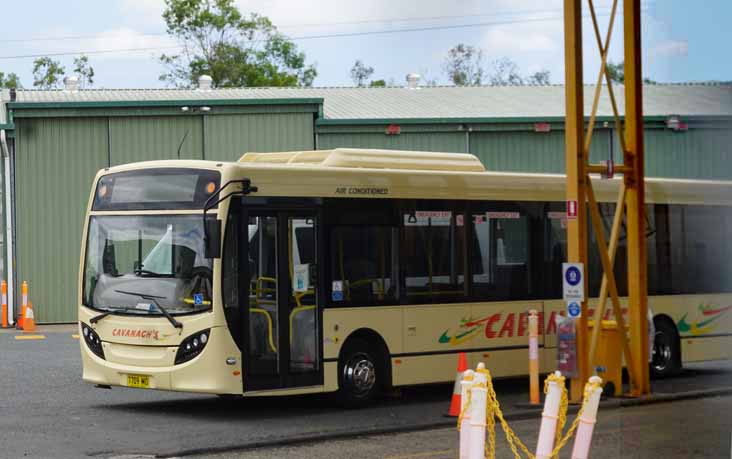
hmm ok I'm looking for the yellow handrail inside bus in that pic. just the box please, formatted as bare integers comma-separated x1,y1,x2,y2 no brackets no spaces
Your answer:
250,307,277,353
183,297,212,305
289,304,316,344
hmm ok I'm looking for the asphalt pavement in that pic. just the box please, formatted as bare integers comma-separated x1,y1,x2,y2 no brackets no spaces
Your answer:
198,396,732,459
1,327,731,458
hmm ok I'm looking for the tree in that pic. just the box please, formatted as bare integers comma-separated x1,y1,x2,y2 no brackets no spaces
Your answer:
443,44,484,86
350,60,374,87
73,55,95,88
0,71,21,89
159,0,316,88
487,57,523,86
606,60,624,84
32,57,65,89
526,70,551,85
369,79,386,87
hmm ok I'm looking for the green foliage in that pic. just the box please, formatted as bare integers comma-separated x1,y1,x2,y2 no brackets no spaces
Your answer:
488,57,523,86
443,47,550,87
73,55,95,88
0,71,22,89
606,60,624,84
526,70,551,85
350,60,374,87
32,57,65,89
443,44,484,86
369,79,386,87
159,0,316,88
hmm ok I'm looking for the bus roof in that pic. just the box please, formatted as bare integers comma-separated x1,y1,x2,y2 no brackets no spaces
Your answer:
96,149,732,207
239,148,487,173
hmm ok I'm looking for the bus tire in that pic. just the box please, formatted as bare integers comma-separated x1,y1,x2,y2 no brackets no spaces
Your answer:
337,338,382,407
651,316,681,378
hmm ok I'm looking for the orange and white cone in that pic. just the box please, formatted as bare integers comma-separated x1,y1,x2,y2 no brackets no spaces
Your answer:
17,281,28,330
447,352,469,417
22,301,36,333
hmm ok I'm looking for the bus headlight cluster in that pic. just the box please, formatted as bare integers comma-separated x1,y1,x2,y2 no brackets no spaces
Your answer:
175,329,211,365
81,322,105,360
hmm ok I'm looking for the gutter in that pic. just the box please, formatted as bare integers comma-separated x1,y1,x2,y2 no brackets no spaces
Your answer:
0,129,13,326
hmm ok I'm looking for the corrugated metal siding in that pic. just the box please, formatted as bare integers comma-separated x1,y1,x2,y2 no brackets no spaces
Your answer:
318,132,466,152
15,118,108,323
469,130,611,173
110,116,204,165
645,128,732,179
206,113,314,160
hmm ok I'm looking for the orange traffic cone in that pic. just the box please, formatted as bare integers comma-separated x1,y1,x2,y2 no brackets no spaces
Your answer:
17,303,26,330
22,301,36,333
447,352,468,417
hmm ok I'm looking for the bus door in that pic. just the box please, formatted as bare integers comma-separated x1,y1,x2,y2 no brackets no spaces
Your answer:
244,209,322,391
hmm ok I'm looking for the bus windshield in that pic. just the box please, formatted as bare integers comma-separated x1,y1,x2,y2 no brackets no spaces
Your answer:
83,215,213,315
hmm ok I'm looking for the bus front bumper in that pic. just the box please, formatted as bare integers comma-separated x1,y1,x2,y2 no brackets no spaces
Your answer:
80,326,243,395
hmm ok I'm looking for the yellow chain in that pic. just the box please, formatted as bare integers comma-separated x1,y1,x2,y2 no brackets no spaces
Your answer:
457,372,474,430
457,370,601,459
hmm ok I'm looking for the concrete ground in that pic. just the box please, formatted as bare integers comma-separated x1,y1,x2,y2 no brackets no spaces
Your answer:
1,326,731,458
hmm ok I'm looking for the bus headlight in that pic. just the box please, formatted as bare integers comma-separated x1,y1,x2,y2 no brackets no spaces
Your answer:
80,322,105,360
175,329,211,365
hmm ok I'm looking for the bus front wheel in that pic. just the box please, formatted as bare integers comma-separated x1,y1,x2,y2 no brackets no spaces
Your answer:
337,338,382,407
651,317,681,378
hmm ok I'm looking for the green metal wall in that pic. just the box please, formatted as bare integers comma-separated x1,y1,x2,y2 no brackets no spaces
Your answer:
469,130,612,173
15,118,108,323
12,111,314,323
645,128,732,179
206,113,314,161
110,116,204,164
318,131,466,152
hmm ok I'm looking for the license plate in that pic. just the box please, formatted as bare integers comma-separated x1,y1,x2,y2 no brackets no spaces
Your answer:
127,374,150,389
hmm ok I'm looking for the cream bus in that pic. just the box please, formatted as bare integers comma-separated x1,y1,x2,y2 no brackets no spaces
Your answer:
78,148,732,405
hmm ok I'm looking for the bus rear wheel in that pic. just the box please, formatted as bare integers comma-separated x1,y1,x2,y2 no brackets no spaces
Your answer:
337,339,382,407
651,317,681,378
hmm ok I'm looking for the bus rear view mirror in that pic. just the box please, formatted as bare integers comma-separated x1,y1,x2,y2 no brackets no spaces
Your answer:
204,219,222,259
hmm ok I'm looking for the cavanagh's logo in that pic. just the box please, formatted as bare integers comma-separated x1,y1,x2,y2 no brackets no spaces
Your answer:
112,328,159,340
439,311,558,346
677,304,731,336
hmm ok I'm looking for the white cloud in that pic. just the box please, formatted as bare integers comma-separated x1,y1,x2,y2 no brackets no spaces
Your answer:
83,28,177,61
652,39,688,57
117,0,167,27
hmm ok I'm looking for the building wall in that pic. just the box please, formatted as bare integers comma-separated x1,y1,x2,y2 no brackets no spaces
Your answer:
14,118,109,323
8,107,731,323
12,110,315,323
319,123,732,179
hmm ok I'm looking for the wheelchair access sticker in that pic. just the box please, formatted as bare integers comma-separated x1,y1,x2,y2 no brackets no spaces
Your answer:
193,293,204,306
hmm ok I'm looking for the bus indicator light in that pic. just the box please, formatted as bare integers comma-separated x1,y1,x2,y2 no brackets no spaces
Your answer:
206,182,216,194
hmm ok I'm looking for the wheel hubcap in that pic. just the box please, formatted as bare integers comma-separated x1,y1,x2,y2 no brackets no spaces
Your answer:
345,357,376,395
652,331,672,372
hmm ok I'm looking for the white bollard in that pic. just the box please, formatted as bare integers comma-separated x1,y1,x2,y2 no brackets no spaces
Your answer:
469,365,488,459
459,369,475,459
570,376,604,459
535,371,564,459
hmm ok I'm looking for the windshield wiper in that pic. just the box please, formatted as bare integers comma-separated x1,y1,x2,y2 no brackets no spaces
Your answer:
114,290,183,330
90,311,112,324
134,269,173,278
89,305,147,323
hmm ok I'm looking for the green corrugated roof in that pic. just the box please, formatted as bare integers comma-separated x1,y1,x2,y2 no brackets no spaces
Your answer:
11,84,732,121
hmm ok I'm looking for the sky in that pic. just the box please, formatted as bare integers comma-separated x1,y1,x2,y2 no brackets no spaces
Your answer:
0,0,730,89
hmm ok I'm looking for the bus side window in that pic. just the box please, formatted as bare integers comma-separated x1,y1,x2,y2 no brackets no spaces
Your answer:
330,225,396,305
470,204,530,301
400,202,467,304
